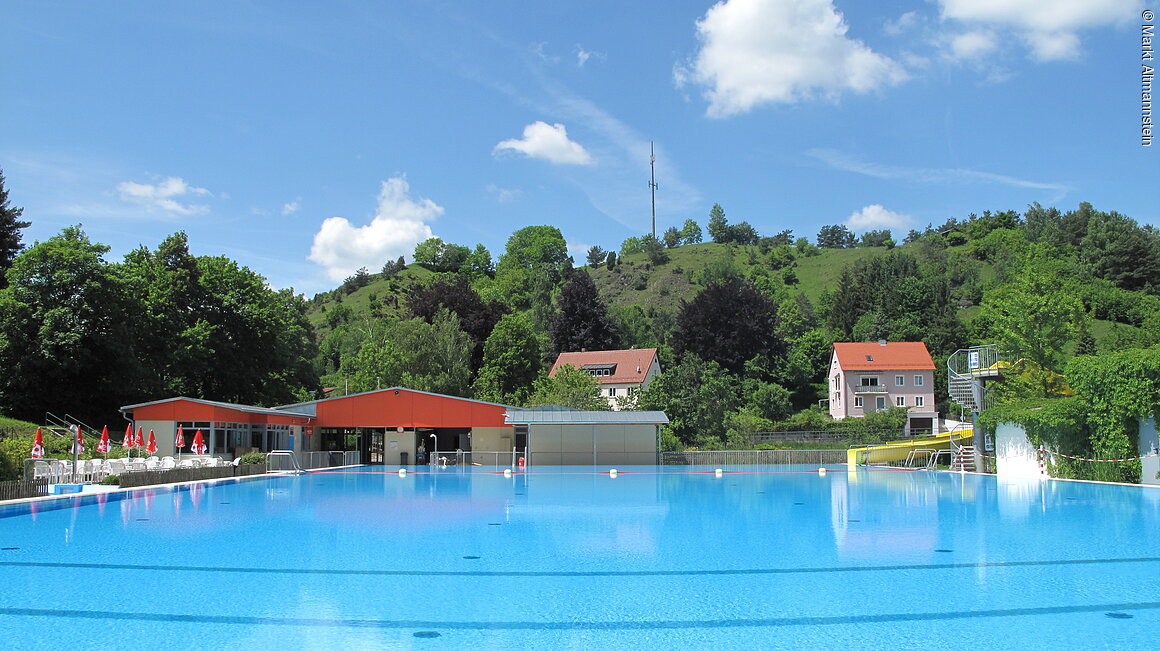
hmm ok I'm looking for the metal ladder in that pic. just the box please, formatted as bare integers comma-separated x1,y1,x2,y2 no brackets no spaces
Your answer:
266,450,305,474
950,446,977,472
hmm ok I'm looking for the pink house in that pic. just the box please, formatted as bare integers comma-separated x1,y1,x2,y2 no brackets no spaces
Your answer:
828,341,938,435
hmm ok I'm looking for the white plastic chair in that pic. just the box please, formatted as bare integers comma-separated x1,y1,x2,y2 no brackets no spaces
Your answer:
32,460,52,481
160,457,176,470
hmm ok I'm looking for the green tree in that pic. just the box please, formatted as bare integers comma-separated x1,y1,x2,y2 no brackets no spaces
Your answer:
859,229,893,247
549,269,620,357
342,311,473,396
662,227,681,248
0,169,30,289
980,247,1083,372
494,225,571,311
460,244,494,279
707,203,729,243
671,278,786,374
637,355,739,447
525,365,608,410
642,233,670,265
407,275,508,376
472,313,544,404
816,224,855,248
619,236,645,257
586,245,607,267
679,218,703,245
0,226,139,424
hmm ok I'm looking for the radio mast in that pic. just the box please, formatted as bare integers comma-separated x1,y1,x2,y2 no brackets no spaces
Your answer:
649,142,658,237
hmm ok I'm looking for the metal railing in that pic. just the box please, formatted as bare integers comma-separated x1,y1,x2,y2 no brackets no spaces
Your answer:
661,449,848,466
267,450,304,474
277,450,360,470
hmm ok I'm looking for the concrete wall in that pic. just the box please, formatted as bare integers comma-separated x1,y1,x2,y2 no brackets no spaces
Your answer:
528,423,657,465
1140,416,1159,486
995,423,1043,479
134,420,176,456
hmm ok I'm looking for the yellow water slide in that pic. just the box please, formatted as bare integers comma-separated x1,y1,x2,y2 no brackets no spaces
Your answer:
846,429,973,468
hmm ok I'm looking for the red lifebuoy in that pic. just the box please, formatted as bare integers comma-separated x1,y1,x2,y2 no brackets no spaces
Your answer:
518,456,525,469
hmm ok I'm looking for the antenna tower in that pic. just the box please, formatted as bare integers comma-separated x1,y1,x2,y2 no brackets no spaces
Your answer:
649,142,659,237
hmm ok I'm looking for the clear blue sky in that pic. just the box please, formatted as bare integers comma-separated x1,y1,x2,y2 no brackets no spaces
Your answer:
3,0,1156,295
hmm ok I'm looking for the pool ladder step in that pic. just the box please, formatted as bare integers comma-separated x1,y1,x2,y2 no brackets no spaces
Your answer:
950,446,977,472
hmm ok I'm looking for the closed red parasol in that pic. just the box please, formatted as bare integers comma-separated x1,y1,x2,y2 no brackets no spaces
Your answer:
72,425,84,454
122,424,133,456
175,425,185,456
146,429,157,455
31,428,44,459
191,429,207,455
96,425,110,455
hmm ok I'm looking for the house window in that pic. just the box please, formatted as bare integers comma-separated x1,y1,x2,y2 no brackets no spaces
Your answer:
876,397,887,410
627,386,638,396
854,396,863,408
914,375,924,386
859,376,880,387
608,387,617,397
915,396,925,407
895,375,905,386
835,392,841,405
896,396,906,407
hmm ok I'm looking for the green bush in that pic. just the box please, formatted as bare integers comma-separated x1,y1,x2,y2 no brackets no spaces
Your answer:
100,475,120,486
239,452,267,465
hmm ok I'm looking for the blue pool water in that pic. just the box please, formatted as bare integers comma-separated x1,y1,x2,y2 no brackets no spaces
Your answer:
1,466,1158,649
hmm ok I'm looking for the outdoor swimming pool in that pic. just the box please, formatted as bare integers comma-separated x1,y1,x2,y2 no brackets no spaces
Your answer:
1,466,1157,649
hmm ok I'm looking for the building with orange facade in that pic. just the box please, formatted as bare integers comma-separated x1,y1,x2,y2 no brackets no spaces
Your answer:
120,387,666,466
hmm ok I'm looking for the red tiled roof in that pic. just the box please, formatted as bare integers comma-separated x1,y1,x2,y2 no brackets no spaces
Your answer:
833,342,935,370
549,348,659,384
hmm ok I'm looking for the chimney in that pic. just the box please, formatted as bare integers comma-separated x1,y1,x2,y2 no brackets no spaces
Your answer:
878,339,887,346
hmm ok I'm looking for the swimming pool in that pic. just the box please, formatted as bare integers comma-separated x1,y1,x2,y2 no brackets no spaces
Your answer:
1,466,1157,649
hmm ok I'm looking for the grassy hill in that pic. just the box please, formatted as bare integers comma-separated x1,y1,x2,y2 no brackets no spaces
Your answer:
304,239,1143,352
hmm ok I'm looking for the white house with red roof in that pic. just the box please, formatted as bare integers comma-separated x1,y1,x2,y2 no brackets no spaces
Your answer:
549,348,661,410
828,341,939,435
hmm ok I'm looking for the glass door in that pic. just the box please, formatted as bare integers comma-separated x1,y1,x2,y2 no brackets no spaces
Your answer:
368,431,385,464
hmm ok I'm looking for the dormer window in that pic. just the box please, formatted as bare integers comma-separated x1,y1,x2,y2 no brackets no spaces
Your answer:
581,363,616,378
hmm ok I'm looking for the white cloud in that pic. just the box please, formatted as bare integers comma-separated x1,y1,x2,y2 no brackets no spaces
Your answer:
116,176,211,216
675,0,908,117
531,42,559,64
884,11,920,36
485,184,521,203
494,121,594,165
308,177,440,282
808,148,1070,200
938,0,1141,61
846,204,910,231
948,30,998,61
281,199,301,215
575,46,605,68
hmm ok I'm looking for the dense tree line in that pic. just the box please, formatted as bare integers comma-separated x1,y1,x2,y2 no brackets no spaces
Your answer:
3,163,1156,460
0,227,318,425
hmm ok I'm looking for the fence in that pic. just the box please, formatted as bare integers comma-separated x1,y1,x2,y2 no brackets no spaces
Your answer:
0,478,52,501
116,463,266,489
753,430,899,444
661,449,848,466
294,450,361,470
